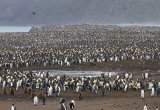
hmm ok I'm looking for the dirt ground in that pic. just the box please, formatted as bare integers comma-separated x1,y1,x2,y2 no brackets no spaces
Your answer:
0,60,160,110
0,90,160,110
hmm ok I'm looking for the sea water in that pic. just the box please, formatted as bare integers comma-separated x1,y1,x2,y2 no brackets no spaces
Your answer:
25,70,119,77
0,26,32,32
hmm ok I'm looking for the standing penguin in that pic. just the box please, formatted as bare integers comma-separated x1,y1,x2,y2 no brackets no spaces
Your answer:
69,100,75,110
151,86,155,96
155,106,159,110
141,89,144,99
33,95,38,105
143,104,148,110
48,86,53,96
124,84,127,92
59,98,67,110
42,93,46,105
11,104,16,110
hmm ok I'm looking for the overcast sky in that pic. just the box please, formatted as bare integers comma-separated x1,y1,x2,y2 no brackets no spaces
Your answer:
0,0,160,26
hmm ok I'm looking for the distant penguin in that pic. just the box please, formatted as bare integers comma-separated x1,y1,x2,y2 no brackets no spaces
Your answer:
48,86,53,96
33,95,38,105
151,87,155,96
141,89,144,99
69,100,75,110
